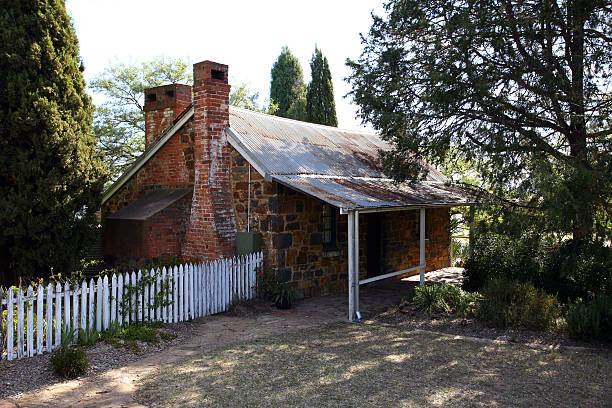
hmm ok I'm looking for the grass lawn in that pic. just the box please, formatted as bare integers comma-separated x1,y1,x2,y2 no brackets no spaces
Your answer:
136,322,611,408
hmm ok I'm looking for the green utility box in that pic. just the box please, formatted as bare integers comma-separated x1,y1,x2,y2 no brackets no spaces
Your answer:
236,231,262,255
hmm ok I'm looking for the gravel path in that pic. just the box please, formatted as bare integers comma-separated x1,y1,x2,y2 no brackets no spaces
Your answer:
0,322,199,400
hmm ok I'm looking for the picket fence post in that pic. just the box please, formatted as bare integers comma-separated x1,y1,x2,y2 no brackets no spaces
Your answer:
7,289,14,360
162,267,168,322
26,286,33,357
45,284,52,352
88,279,95,331
54,283,62,348
64,282,71,338
72,284,79,341
117,274,124,326
81,281,87,332
111,273,117,325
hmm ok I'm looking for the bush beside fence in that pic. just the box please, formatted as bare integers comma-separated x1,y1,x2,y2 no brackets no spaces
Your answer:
0,252,263,361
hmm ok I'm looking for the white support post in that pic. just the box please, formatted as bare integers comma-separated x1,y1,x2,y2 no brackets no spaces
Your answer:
354,211,360,319
347,211,355,322
419,208,426,286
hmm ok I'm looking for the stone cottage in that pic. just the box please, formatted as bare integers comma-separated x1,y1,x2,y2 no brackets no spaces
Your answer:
101,60,469,318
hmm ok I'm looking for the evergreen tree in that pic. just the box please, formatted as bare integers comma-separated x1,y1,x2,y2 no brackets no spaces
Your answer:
270,46,306,119
347,0,612,240
306,47,338,126
0,0,106,284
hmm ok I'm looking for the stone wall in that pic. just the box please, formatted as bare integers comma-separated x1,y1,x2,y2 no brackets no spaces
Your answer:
229,147,451,297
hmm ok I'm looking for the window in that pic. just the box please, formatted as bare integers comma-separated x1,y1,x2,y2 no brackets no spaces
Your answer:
322,204,337,250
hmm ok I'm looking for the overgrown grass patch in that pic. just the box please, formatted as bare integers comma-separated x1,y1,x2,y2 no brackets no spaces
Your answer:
136,323,611,408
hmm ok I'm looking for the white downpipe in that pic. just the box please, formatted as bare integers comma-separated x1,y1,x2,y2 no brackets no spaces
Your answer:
419,208,426,286
348,211,355,322
247,164,251,232
354,211,360,320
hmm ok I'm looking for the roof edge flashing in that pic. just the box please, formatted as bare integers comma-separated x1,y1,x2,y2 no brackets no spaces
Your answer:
102,106,195,205
225,127,271,180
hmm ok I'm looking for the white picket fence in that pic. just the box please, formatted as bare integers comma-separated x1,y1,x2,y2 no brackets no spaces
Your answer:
0,252,263,361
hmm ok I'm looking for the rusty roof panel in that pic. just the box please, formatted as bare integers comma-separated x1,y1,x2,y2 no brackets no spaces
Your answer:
228,107,468,209
229,107,434,179
273,175,470,210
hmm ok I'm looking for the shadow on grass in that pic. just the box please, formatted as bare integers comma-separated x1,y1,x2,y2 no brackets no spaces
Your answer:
136,322,612,408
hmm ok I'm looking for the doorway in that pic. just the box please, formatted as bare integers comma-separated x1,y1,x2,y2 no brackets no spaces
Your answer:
366,213,383,278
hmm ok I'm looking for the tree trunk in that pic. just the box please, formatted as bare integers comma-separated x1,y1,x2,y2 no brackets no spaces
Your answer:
567,0,593,240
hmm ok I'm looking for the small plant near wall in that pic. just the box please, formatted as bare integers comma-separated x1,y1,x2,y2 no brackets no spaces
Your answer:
254,266,280,300
273,283,296,310
50,327,89,378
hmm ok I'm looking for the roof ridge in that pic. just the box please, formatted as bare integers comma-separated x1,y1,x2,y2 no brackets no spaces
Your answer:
229,105,377,135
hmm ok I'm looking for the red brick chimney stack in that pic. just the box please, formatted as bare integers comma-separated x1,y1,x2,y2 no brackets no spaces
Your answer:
143,83,192,148
183,61,236,260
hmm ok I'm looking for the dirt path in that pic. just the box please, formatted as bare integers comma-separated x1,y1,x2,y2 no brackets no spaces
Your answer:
0,301,350,408
0,277,420,407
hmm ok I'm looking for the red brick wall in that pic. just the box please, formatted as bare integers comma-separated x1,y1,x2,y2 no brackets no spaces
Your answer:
104,193,192,268
183,61,236,260
144,84,192,148
101,120,194,220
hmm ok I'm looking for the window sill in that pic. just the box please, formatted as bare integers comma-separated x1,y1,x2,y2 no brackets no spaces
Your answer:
322,249,342,258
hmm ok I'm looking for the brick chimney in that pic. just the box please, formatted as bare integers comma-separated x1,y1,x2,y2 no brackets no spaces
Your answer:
143,83,192,148
183,61,236,260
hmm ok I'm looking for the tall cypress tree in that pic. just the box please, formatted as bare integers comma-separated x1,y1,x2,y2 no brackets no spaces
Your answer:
307,47,337,126
270,46,306,119
0,0,106,284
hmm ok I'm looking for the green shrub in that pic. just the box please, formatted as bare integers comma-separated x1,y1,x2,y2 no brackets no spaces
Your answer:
462,233,543,293
412,283,481,317
119,324,159,344
50,346,89,378
542,239,612,302
463,230,611,303
61,327,75,347
565,294,612,341
477,278,560,331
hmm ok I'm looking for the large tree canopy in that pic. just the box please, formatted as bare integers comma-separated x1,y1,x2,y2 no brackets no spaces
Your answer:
307,47,338,126
90,56,192,182
0,0,106,284
347,0,612,239
270,46,307,119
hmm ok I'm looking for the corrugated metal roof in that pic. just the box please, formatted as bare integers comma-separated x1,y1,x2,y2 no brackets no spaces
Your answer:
228,107,468,210
229,107,447,181
103,105,470,211
107,188,192,220
273,175,470,209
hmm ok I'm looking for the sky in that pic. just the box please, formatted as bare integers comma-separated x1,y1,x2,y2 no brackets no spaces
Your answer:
65,0,385,131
